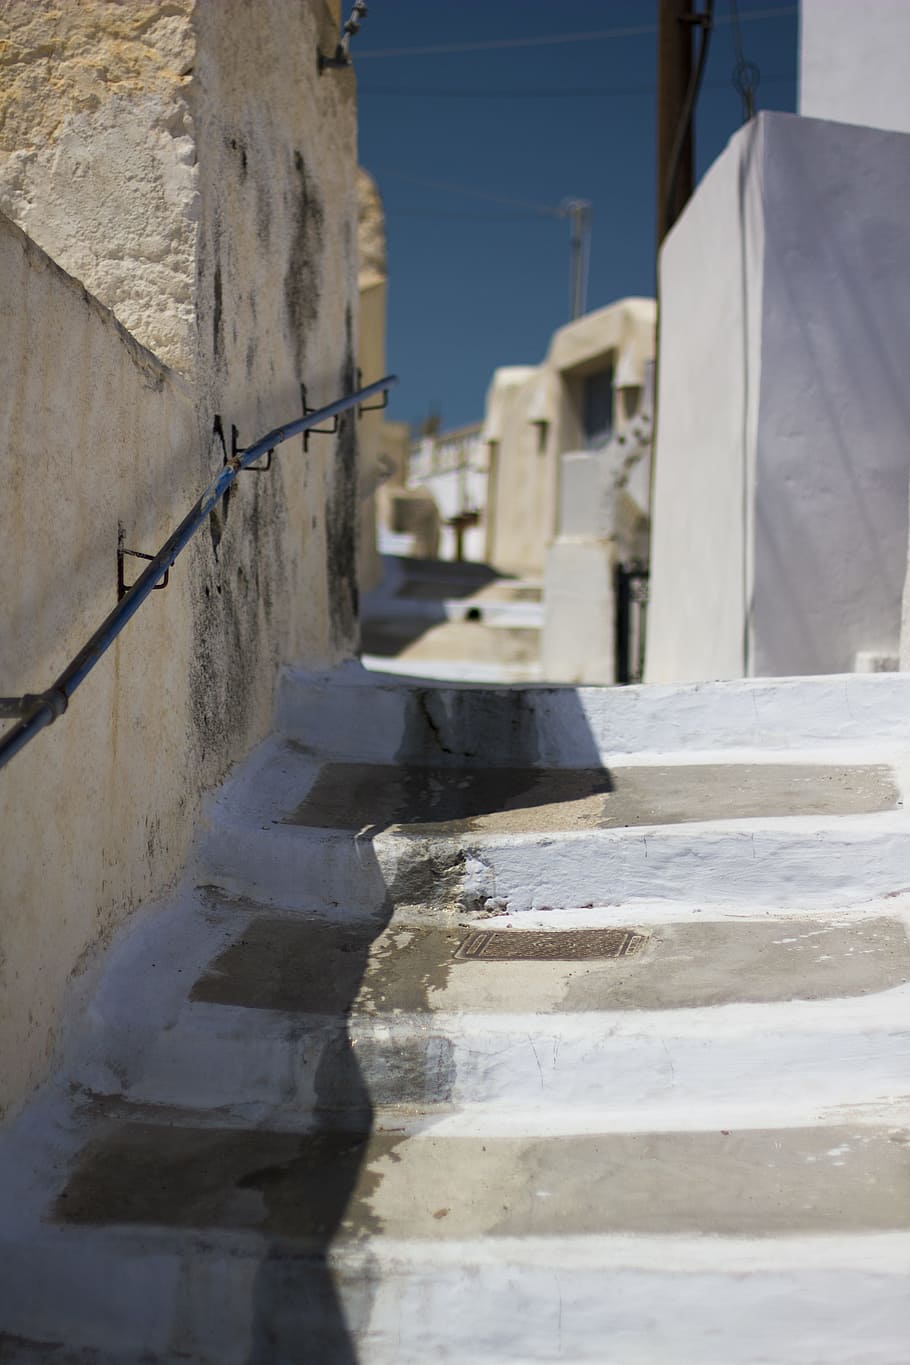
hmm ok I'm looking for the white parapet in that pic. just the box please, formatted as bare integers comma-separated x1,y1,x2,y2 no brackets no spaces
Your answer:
647,111,910,684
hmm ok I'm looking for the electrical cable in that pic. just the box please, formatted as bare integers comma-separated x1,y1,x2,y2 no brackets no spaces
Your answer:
664,0,715,235
730,0,760,121
355,6,794,60
370,169,568,218
386,210,552,221
359,75,790,99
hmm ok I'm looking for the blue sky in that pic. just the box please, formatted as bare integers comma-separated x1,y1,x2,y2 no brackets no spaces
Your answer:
356,2,799,431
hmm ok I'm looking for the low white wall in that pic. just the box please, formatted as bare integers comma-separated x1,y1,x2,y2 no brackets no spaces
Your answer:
751,115,910,675
647,112,910,683
800,0,910,136
646,120,765,683
408,467,487,563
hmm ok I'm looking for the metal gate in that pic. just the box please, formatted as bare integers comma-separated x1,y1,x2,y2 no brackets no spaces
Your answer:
615,562,649,685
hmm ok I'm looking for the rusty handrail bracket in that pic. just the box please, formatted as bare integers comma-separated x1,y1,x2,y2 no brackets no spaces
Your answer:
0,373,398,772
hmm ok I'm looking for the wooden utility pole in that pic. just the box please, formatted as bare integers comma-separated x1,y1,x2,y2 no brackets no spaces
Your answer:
656,0,694,244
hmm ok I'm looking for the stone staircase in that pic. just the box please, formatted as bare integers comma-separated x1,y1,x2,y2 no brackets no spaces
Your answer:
2,667,910,1362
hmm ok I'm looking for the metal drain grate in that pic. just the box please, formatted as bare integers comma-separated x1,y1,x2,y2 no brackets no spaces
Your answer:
455,928,648,962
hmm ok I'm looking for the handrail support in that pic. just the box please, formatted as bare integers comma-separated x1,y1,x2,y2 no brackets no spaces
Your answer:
118,529,171,601
231,425,274,473
300,383,340,452
357,368,390,414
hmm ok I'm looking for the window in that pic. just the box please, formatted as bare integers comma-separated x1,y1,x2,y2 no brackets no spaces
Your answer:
582,364,614,449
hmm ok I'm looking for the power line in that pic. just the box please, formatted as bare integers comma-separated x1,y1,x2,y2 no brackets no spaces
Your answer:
370,169,567,218
357,21,655,60
359,74,791,99
377,173,592,322
386,209,551,221
730,0,761,120
355,6,796,60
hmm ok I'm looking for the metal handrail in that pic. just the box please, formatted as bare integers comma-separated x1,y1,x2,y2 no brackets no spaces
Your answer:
0,374,399,773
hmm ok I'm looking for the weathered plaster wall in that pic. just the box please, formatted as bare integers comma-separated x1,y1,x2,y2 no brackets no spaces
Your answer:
0,0,198,372
190,0,361,695
0,214,198,1116
800,0,910,136
482,367,538,573
356,168,388,593
357,168,425,588
648,113,910,684
0,0,360,1118
357,276,386,591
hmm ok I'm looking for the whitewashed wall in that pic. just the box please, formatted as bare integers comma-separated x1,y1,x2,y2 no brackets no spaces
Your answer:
800,0,910,135
646,119,765,683
647,112,910,683
407,428,488,563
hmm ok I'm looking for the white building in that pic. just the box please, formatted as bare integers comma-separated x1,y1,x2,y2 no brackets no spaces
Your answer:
406,422,488,563
646,4,910,684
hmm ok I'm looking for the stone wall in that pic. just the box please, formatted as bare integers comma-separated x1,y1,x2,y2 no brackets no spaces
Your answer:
0,0,360,1119
0,0,198,372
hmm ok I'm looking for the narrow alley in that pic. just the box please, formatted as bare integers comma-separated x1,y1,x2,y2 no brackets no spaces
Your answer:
3,2,910,1361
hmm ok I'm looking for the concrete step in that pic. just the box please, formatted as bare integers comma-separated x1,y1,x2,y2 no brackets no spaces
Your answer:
198,736,909,910
3,1220,909,1364
68,890,910,1124
2,1106,910,1363
50,1117,910,1241
191,910,910,1014
275,663,910,764
6,666,910,1363
100,994,910,1123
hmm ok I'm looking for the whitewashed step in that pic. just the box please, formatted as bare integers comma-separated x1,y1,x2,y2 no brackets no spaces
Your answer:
69,891,910,1125
2,1118,910,1364
2,1223,909,1364
197,736,908,911
276,662,910,763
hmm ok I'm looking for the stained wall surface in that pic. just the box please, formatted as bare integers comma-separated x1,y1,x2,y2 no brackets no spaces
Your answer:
0,0,360,1118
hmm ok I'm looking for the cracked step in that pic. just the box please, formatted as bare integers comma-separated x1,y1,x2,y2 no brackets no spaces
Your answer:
198,738,910,911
